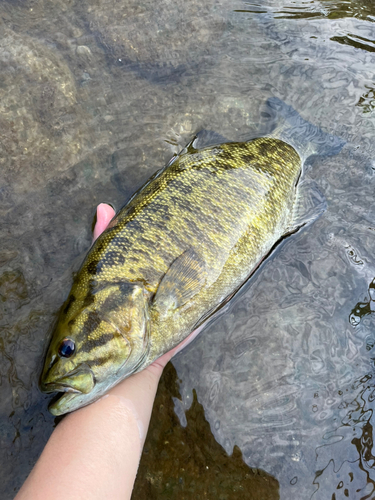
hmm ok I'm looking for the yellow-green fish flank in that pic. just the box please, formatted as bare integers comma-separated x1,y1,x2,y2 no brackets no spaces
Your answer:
41,136,309,415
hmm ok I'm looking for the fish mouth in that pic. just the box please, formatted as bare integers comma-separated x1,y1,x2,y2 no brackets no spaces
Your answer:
42,368,97,416
42,382,81,394
41,367,96,396
48,391,93,416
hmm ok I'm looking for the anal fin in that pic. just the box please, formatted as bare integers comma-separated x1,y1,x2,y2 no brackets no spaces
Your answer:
288,179,327,233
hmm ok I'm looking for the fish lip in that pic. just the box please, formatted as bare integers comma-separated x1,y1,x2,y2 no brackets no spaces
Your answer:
41,382,81,394
40,365,95,395
48,391,92,416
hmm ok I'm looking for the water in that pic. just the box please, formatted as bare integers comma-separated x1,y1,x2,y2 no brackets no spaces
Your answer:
1,0,375,498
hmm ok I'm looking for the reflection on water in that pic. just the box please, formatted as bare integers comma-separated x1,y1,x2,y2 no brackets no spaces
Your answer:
313,373,375,499
239,0,375,22
357,86,375,114
350,277,375,327
1,0,375,498
331,34,375,54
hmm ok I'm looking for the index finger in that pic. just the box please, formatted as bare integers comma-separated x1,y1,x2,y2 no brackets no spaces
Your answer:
93,203,116,241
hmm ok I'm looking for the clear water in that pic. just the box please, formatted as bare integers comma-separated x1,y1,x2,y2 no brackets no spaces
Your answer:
1,0,375,498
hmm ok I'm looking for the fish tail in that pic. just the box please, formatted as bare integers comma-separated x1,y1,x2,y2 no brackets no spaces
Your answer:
260,97,345,161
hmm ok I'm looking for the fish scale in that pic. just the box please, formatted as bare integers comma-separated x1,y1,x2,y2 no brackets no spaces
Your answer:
88,139,298,291
41,135,309,415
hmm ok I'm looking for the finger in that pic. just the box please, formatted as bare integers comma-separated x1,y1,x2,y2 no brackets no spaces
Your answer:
93,203,116,241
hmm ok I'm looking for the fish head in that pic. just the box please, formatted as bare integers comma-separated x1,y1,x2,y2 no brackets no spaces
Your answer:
40,281,150,415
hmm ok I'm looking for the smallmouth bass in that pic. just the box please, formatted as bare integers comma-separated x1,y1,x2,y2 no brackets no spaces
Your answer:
40,99,343,415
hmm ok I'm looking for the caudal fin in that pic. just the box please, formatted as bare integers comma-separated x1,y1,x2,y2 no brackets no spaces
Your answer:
259,97,345,160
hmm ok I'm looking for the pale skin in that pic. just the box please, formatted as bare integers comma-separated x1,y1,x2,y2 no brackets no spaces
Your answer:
15,203,198,500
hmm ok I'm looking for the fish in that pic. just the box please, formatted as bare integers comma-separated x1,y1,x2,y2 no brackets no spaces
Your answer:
40,98,344,415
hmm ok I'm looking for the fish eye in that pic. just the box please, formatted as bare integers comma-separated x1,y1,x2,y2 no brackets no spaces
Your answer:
58,338,76,358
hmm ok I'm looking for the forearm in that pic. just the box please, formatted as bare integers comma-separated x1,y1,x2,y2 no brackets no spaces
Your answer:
15,204,186,499
15,365,163,500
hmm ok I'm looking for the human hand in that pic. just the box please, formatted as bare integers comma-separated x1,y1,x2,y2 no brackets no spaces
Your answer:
15,202,198,500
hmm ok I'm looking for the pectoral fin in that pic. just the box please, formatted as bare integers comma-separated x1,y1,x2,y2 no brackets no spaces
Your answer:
288,179,327,233
154,248,207,316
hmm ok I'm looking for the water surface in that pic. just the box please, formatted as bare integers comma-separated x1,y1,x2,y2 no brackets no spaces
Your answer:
1,0,375,498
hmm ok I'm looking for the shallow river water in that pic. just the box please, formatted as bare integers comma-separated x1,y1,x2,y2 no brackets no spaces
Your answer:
1,0,375,498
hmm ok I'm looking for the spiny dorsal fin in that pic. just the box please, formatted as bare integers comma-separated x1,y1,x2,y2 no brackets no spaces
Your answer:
178,136,198,156
154,248,207,317
193,130,229,149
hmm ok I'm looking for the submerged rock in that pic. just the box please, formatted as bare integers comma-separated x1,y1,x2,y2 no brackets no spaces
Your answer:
86,0,226,81
0,27,90,195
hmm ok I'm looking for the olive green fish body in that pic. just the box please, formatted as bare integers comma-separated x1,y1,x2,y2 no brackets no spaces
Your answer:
41,137,304,414
73,137,299,354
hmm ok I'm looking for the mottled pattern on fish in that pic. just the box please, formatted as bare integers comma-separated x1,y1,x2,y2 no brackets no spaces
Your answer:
70,138,298,348
41,136,302,414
